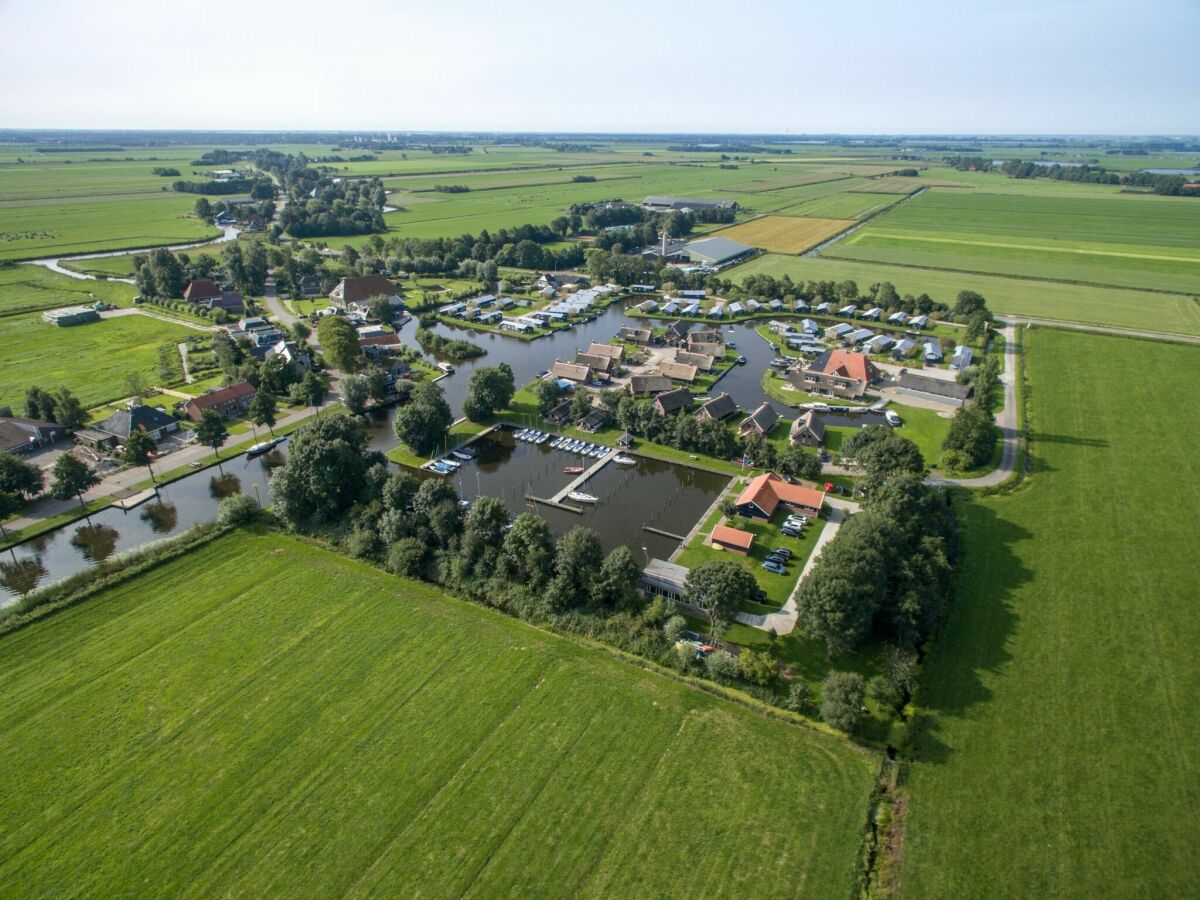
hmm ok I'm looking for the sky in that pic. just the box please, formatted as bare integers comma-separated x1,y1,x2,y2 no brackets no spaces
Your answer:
1,0,1197,134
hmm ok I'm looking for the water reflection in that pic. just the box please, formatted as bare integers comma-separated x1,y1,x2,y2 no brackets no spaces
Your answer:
0,557,47,597
209,474,242,498
71,524,120,564
140,501,179,535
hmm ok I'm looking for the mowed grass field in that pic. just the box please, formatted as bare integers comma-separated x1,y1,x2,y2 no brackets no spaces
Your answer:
715,215,855,254
0,195,218,260
900,330,1200,897
827,189,1200,294
0,311,195,409
732,254,1200,336
0,263,136,317
0,531,875,898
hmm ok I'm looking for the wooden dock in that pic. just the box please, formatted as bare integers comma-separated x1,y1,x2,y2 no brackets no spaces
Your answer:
113,488,158,511
548,449,617,504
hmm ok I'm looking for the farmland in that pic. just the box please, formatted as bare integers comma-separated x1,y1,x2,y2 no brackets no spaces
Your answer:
0,263,136,316
0,195,218,260
713,215,855,254
0,530,875,898
899,329,1200,897
0,309,194,409
732,254,1200,336
826,189,1200,294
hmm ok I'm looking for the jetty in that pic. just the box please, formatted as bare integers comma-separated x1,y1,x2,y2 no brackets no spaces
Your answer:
549,448,618,504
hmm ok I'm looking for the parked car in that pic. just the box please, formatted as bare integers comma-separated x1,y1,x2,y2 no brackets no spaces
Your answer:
771,548,793,559
762,560,788,575
781,526,803,538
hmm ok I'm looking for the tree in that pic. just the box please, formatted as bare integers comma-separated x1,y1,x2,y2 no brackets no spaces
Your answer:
193,197,212,220
964,310,988,344
122,428,158,483
317,315,360,372
387,537,428,578
499,513,555,588
820,671,866,732
218,493,260,526
0,490,21,548
779,444,823,481
546,525,604,611
291,320,311,344
462,364,515,422
269,414,370,527
0,450,44,499
393,382,452,457
195,410,230,470
685,560,757,636
942,402,996,468
24,386,56,421
51,388,87,430
340,373,371,416
569,388,593,423
363,366,389,403
531,377,565,416
796,518,885,658
953,290,988,319
248,389,277,435
592,545,640,609
367,295,393,323
458,495,510,581
842,426,924,497
49,454,99,514
125,371,149,403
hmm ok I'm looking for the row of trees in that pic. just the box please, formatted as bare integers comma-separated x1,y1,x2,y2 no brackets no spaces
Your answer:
942,353,1003,470
262,414,798,708
798,427,957,658
943,155,1198,196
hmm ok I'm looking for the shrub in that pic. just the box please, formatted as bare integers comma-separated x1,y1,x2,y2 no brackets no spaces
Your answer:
386,537,427,578
737,649,777,686
820,671,866,732
783,681,812,712
704,649,739,684
217,493,260,526
663,614,688,642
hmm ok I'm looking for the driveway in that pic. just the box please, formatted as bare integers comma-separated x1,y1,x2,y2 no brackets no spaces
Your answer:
734,496,855,635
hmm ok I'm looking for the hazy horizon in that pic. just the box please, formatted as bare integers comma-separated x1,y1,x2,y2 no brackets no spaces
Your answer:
1,0,1198,134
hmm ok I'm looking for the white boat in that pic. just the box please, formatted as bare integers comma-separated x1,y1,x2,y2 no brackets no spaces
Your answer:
437,362,455,374
439,458,461,469
885,410,902,427
452,447,476,461
567,491,599,504
613,454,636,466
538,433,550,444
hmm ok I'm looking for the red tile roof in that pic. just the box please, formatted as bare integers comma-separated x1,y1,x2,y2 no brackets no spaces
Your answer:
183,279,222,302
358,333,402,347
813,349,876,384
712,523,754,550
184,381,256,412
735,472,826,518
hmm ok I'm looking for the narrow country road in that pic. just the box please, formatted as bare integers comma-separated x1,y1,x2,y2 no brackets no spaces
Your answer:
927,321,1019,488
24,225,239,282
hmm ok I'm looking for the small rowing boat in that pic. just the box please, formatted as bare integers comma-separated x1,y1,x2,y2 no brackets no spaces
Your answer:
563,466,585,474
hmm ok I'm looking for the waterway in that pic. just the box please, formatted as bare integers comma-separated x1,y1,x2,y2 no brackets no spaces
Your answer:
0,449,282,605
439,428,730,561
2,303,797,605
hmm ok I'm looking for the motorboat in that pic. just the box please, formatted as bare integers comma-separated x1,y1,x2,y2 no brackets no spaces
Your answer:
452,447,476,461
438,458,461,469
736,355,747,365
437,362,455,374
567,491,599,504
247,436,284,457
885,410,902,427
613,454,636,466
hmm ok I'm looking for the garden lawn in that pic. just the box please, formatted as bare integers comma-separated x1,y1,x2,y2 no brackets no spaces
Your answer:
732,254,1200,336
0,311,194,410
899,329,1200,897
0,263,136,317
0,530,875,898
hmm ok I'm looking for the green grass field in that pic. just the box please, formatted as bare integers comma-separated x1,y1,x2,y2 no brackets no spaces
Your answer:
899,329,1200,897
828,189,1200,295
733,254,1200,336
0,311,195,409
0,530,875,897
0,195,218,260
0,263,136,317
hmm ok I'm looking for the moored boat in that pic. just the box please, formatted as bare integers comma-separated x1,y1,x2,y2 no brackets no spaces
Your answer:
567,490,598,504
